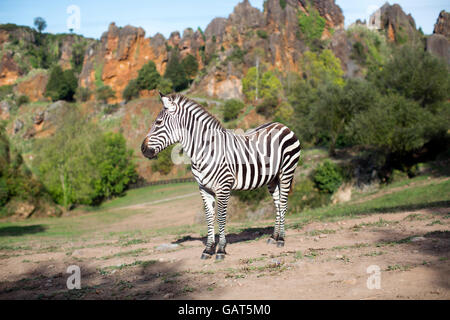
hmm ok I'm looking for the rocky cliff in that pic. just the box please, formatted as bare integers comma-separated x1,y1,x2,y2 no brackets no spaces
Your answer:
78,0,345,101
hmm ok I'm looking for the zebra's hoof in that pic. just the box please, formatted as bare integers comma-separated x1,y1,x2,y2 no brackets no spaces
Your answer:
201,253,212,260
267,237,277,245
276,240,285,248
216,253,225,260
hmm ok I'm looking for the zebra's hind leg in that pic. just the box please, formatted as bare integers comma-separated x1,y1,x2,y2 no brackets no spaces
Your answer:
199,187,216,259
276,170,296,248
267,178,281,245
215,187,231,260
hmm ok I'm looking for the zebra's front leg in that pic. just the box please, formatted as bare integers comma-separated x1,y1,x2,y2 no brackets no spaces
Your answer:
215,187,231,260
199,187,216,259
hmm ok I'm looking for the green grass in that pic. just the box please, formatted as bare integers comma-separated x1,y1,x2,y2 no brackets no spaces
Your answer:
289,178,450,223
0,182,198,245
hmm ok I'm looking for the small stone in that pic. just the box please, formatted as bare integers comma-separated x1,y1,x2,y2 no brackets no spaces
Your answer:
343,278,357,285
319,234,327,238
163,293,174,299
411,236,426,242
314,237,320,242
336,254,343,259
412,250,419,253
158,258,166,263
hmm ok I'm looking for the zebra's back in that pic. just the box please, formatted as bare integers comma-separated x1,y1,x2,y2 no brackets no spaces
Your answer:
227,122,301,191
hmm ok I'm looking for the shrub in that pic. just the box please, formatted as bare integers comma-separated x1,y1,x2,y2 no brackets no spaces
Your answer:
256,30,268,39
122,79,140,102
164,50,189,92
181,54,199,80
45,66,78,101
75,86,91,102
151,145,175,175
232,187,268,205
95,85,116,104
242,68,282,103
223,99,245,122
157,78,173,95
136,61,161,91
369,45,449,108
312,160,343,194
16,95,29,106
34,107,137,208
298,4,326,44
92,132,138,201
289,179,330,213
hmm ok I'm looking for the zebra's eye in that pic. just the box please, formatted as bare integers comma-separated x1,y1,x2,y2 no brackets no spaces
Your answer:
155,119,163,126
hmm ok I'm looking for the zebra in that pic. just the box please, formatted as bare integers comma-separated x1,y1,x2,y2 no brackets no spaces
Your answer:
141,92,301,260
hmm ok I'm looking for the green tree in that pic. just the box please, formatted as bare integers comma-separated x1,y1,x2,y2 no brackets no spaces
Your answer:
369,45,449,108
136,61,161,91
298,4,326,45
45,66,78,101
157,78,173,95
347,93,439,154
313,160,343,194
92,132,138,201
151,145,175,175
34,108,100,208
33,17,47,33
242,67,282,103
164,50,189,92
302,50,344,87
310,79,379,154
223,99,245,122
181,54,199,81
122,79,140,102
95,85,116,104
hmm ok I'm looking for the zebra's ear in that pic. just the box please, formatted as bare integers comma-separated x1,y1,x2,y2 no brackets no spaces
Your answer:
158,91,165,99
160,93,176,113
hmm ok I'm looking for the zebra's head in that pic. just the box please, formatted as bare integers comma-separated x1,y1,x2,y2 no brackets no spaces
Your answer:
141,92,182,159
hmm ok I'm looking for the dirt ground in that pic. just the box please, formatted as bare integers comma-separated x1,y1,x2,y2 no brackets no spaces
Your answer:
0,193,449,300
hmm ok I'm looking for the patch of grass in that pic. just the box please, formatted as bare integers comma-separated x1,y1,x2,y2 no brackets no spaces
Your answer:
100,248,146,260
385,264,413,271
289,178,450,221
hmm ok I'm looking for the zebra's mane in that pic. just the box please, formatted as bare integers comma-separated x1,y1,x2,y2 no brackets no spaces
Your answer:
169,93,224,130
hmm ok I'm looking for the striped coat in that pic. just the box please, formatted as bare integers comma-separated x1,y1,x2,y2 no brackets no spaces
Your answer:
142,93,301,260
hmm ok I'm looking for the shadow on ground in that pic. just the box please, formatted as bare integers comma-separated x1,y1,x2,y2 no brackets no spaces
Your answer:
0,225,47,237
0,259,210,300
373,214,450,290
172,226,273,245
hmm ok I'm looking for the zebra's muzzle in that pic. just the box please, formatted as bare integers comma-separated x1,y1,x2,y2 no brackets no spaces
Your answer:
141,142,157,159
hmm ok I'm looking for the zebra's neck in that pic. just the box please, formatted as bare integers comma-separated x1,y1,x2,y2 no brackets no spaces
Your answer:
179,102,225,163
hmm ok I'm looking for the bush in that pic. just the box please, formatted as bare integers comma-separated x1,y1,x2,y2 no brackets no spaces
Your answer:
289,179,330,213
312,160,343,194
45,66,78,101
34,107,137,208
136,61,161,91
369,45,449,108
256,30,268,39
151,145,175,175
242,68,282,103
157,78,173,95
75,86,91,102
122,79,140,102
181,54,199,80
164,50,189,92
95,85,116,103
223,99,245,122
232,187,268,205
16,95,29,106
298,4,326,44
92,132,138,201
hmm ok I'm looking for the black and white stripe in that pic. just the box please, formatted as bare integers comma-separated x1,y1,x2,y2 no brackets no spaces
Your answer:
142,93,301,260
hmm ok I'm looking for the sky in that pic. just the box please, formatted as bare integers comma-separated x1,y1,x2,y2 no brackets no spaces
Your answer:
0,0,448,39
